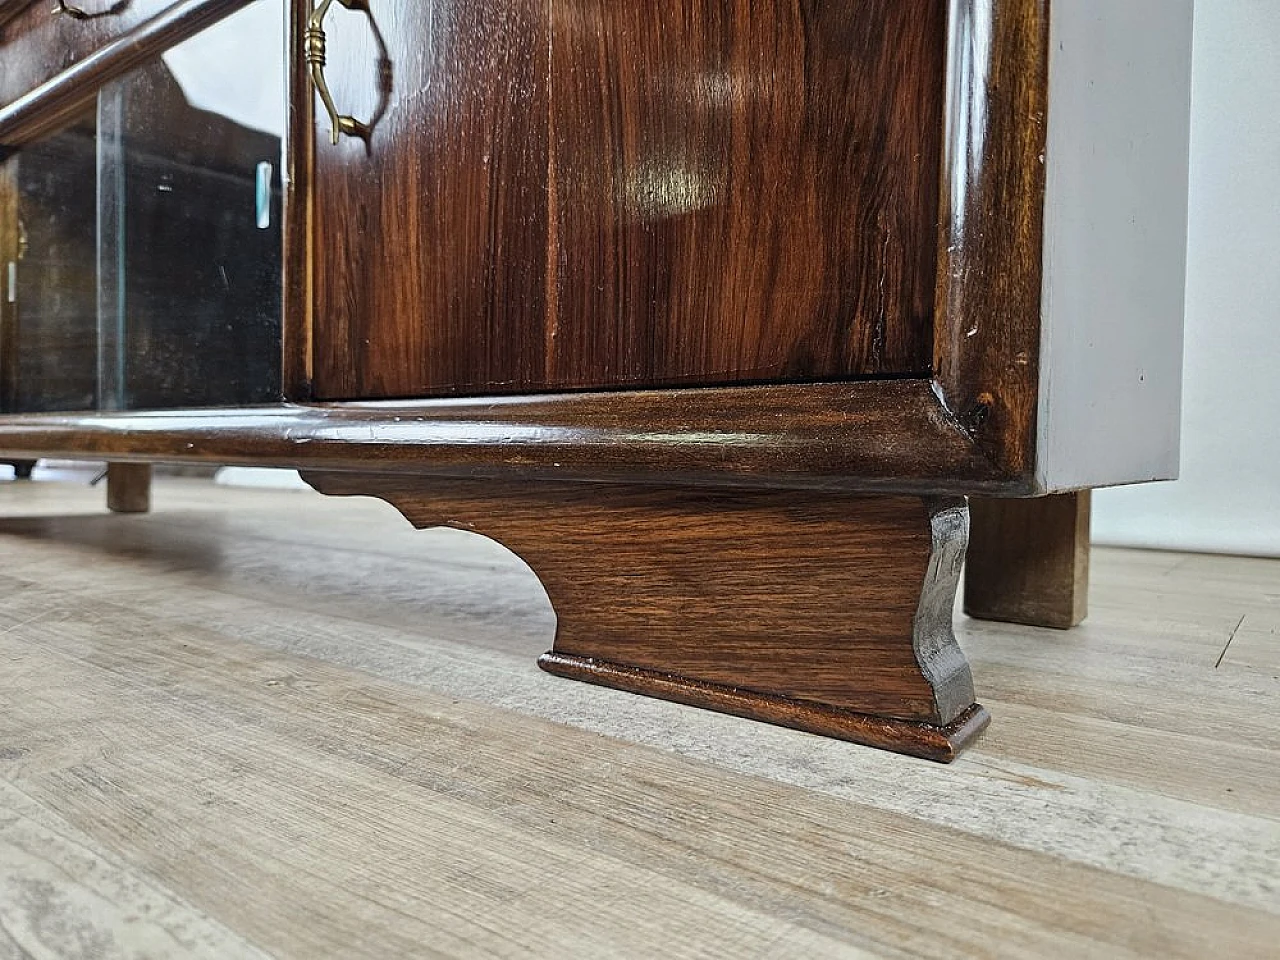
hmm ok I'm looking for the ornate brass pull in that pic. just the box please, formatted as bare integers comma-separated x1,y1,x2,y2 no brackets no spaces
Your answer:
306,0,371,145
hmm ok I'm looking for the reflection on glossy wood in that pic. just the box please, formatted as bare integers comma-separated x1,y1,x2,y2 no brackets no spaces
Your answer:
547,0,944,388
0,0,172,109
0,0,32,32
307,471,987,761
311,0,946,399
311,0,550,400
283,0,314,400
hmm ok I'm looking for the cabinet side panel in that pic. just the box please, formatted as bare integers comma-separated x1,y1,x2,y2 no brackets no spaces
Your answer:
1035,0,1192,492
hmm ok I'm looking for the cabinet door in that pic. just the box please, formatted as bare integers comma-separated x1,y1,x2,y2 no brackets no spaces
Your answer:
304,0,550,400
306,0,946,400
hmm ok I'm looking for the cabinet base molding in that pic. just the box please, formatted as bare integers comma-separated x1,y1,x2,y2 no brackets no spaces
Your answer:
303,472,988,762
539,653,990,762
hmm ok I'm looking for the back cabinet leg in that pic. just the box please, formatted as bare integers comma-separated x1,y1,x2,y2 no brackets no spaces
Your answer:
303,472,990,762
106,462,153,514
964,491,1091,630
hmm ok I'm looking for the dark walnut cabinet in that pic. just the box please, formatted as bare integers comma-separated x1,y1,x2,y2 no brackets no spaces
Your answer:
0,0,1193,760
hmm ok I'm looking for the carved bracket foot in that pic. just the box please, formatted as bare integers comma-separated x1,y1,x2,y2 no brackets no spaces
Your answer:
303,473,989,762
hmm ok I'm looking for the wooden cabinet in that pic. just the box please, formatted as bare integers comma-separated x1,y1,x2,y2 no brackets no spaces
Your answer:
0,0,1194,760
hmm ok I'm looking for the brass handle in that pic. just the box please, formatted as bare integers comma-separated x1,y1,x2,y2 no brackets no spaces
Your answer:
306,0,370,145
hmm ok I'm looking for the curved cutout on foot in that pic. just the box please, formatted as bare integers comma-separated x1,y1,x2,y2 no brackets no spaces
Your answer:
303,471,986,761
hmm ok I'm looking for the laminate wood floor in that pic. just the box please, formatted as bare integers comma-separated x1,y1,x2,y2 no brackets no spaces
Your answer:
0,477,1276,959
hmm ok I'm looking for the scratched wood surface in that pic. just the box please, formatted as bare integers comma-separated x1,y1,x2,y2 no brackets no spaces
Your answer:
0,477,1276,958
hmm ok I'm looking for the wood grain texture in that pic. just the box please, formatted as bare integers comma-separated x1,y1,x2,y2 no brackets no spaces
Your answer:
305,472,982,757
0,0,35,32
310,0,551,400
105,460,150,513
0,478,1276,957
965,491,1091,629
933,0,1049,478
0,380,1023,494
0,0,254,149
309,0,946,399
0,779,272,959
543,0,944,388
0,158,17,411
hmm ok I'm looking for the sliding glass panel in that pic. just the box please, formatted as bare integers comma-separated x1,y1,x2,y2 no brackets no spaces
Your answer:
3,108,99,412
0,0,283,413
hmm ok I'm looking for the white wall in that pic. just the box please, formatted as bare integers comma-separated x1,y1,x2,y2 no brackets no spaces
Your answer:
1092,0,1280,558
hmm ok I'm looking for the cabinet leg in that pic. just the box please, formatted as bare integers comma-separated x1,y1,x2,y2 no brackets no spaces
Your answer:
303,472,990,762
106,462,152,514
964,491,1091,629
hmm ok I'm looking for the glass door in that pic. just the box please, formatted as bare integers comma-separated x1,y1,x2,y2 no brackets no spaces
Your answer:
0,0,284,413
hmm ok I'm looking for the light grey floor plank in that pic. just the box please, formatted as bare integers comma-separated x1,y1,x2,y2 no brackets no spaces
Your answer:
0,477,1277,958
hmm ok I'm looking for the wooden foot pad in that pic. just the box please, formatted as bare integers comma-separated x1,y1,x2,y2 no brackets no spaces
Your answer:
540,652,990,762
304,473,988,762
966,492,1091,629
106,462,152,514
